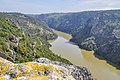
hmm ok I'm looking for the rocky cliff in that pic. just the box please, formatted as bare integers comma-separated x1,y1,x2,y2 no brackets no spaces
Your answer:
0,57,93,80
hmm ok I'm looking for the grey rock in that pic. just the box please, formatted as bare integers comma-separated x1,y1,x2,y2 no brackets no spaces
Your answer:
35,58,93,80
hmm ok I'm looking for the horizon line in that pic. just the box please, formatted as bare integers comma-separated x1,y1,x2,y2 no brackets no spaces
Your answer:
0,8,120,15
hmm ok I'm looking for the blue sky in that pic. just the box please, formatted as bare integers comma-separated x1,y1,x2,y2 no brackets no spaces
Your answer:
0,0,120,14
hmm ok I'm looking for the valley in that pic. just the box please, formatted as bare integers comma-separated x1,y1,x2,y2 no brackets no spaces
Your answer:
0,10,119,80
50,30,120,80
0,0,120,80
36,10,120,69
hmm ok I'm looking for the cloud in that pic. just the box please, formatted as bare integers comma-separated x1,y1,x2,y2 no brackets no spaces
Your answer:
0,0,120,14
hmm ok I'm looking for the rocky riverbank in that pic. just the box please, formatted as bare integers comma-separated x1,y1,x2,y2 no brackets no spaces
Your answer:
0,57,93,80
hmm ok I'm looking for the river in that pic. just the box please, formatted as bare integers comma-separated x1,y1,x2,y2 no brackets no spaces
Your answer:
49,30,120,80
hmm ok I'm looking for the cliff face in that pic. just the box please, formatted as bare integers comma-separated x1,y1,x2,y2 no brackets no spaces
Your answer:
34,12,99,34
0,57,93,80
36,10,120,68
82,11,120,68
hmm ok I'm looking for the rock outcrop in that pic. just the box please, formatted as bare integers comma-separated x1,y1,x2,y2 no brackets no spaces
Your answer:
0,51,14,62
35,58,93,80
0,57,93,80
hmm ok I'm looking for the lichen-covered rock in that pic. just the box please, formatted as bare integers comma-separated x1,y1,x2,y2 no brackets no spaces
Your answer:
0,57,93,80
35,58,93,80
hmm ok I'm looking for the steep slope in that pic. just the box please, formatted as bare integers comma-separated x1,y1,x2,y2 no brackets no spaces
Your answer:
71,10,120,67
0,57,93,80
35,11,99,34
0,18,71,64
87,11,120,67
0,12,57,40
36,10,120,68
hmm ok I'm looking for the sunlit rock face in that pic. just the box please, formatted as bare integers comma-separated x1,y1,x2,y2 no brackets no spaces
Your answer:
0,57,93,80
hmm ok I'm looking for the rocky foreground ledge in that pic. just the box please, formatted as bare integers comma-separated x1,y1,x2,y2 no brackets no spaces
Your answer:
0,57,93,80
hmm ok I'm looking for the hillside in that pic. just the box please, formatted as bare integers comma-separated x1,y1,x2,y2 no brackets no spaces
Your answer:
36,10,120,68
0,12,57,40
34,12,99,34
0,17,71,64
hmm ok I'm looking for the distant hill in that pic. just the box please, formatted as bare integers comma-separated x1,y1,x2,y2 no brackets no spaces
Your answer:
36,10,120,68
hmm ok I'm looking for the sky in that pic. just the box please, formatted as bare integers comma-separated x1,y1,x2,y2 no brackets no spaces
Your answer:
0,0,120,14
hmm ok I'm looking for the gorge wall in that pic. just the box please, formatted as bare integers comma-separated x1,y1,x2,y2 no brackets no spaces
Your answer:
35,10,120,68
